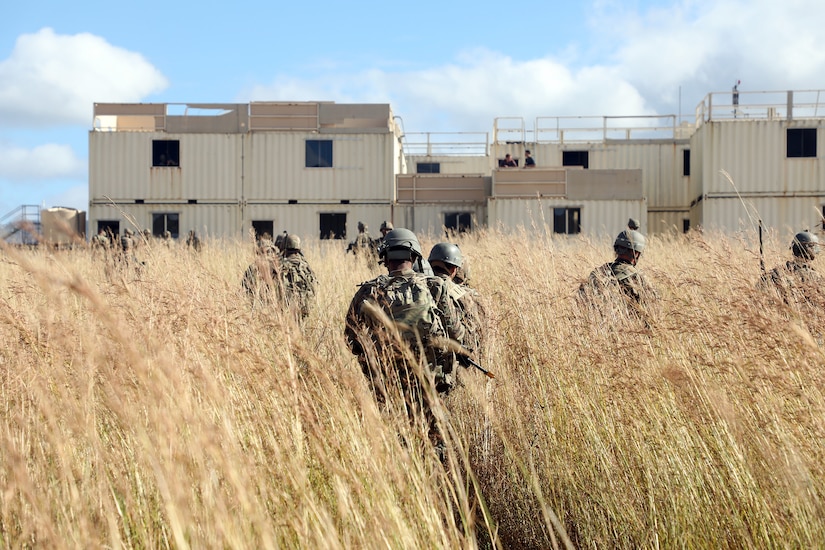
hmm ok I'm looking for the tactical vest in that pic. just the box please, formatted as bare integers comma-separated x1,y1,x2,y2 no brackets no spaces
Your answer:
367,272,454,391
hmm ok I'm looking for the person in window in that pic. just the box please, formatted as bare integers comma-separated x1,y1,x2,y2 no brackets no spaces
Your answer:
524,150,536,168
502,154,517,167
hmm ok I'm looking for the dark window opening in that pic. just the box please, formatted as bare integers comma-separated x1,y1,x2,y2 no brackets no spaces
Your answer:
683,149,691,176
553,207,581,234
417,162,441,173
787,128,816,158
683,219,690,233
306,139,333,168
444,212,472,235
562,151,589,169
288,199,298,204
135,199,144,204
320,213,346,239
152,212,179,238
97,220,119,238
152,140,180,167
252,220,274,240
188,199,197,204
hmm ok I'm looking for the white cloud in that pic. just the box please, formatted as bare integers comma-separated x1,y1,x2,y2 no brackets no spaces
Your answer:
602,0,825,109
46,184,88,212
245,0,825,132
0,143,85,181
246,50,651,133
0,28,168,128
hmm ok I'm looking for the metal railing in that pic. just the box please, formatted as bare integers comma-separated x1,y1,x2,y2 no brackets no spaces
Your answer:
402,132,489,156
695,89,825,125
495,115,683,144
1,204,41,244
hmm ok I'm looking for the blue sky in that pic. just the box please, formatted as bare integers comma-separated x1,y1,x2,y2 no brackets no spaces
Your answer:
3,0,825,215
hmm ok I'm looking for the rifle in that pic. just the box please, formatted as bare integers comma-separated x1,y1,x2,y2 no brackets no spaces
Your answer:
758,218,766,275
457,351,495,379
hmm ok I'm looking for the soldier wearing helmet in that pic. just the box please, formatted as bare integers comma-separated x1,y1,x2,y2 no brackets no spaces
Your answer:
428,243,488,358
760,230,823,305
379,220,394,239
280,234,318,320
579,228,657,316
345,228,466,462
347,221,379,267
243,235,283,307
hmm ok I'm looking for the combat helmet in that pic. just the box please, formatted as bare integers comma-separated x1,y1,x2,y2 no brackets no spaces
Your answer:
380,220,394,232
614,229,646,254
379,228,422,261
791,231,820,260
357,221,366,232
428,243,463,268
284,234,301,250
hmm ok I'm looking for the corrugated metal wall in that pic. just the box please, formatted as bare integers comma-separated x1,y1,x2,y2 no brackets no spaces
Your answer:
89,204,242,239
405,155,491,174
691,119,825,231
247,133,394,201
698,197,824,235
243,204,393,241
394,203,488,238
89,132,243,202
491,141,689,234
699,120,824,194
488,198,646,238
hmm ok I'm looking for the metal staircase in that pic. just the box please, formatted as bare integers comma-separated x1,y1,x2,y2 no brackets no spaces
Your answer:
1,205,41,245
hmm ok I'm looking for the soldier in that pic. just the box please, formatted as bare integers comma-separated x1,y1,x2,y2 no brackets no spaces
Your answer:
274,231,288,256
91,228,109,250
429,244,488,358
379,220,393,240
279,234,318,321
347,221,373,254
118,228,144,271
345,228,465,461
162,230,174,247
760,231,823,306
186,230,201,251
628,218,640,231
579,229,657,319
242,238,282,306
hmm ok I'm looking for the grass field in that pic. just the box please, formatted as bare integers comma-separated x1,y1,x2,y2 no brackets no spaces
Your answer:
1,227,824,549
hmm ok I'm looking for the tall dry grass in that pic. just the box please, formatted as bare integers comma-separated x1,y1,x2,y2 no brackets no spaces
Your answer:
1,227,824,549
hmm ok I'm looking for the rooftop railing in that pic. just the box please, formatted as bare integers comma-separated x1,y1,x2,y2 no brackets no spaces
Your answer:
695,89,825,125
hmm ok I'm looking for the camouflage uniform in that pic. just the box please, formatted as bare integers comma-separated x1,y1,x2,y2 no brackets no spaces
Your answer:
91,230,109,250
578,230,656,321
580,259,656,307
244,235,317,321
452,283,487,357
186,230,201,251
280,247,318,320
347,222,374,254
760,232,823,308
242,253,282,306
427,243,479,354
345,228,465,461
117,229,144,271
346,269,464,394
